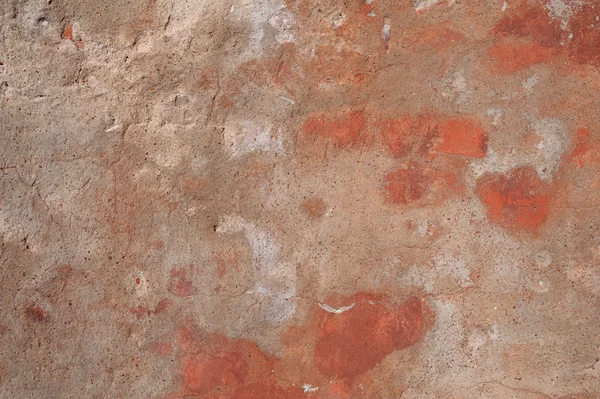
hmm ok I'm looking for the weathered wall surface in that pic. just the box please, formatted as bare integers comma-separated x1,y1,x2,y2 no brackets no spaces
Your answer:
1,0,600,397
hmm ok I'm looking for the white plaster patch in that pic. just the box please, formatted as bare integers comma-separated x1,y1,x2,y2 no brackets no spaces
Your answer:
414,0,455,14
318,302,355,314
331,12,347,29
467,329,488,354
439,70,471,104
302,384,319,393
493,259,521,289
527,269,551,293
402,255,471,294
502,1,508,12
485,108,502,126
433,255,473,288
382,18,391,42
470,118,569,181
268,7,296,44
535,251,553,268
231,0,296,57
533,118,570,180
223,120,285,158
427,300,470,383
126,123,191,170
417,220,431,238
470,149,515,178
133,271,149,297
522,74,538,95
403,266,436,293
545,0,583,30
488,324,500,340
189,156,209,174
217,215,296,321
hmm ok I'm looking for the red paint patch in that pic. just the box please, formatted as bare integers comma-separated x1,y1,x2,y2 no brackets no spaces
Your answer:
301,110,369,149
384,161,460,205
167,266,196,297
476,167,550,232
62,24,73,41
24,305,50,323
494,2,561,47
434,118,488,158
378,116,437,158
314,294,429,380
569,4,600,67
129,298,172,318
487,41,555,74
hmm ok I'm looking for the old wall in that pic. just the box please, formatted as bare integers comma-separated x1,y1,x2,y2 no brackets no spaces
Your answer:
1,0,600,397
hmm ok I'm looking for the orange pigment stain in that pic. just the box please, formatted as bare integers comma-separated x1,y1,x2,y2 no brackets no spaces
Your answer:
476,167,550,232
487,41,556,74
314,294,429,381
174,326,308,399
384,161,460,205
62,24,74,41
301,110,369,149
434,118,488,158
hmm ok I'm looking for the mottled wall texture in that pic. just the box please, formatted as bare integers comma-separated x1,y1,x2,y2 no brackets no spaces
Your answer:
2,0,600,397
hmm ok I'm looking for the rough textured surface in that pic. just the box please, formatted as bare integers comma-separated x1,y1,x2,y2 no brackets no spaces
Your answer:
2,0,600,397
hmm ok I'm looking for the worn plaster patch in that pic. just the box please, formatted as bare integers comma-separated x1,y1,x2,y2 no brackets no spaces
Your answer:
471,118,569,181
545,0,583,29
438,70,472,105
223,120,285,158
217,215,296,321
414,0,455,14
402,255,472,294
